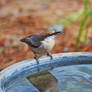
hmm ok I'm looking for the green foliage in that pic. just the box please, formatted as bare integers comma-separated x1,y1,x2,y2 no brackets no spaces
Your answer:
74,16,88,51
74,0,89,51
57,0,92,51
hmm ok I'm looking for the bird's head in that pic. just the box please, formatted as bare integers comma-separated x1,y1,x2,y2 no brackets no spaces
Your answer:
47,25,64,36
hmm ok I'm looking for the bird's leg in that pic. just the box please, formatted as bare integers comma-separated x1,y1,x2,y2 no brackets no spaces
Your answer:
47,51,54,70
33,53,40,72
47,51,53,60
34,54,39,64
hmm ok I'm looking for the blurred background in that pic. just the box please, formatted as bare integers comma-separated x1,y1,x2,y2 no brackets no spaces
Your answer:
0,0,92,70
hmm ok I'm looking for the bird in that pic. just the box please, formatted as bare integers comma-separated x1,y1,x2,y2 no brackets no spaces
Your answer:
20,25,64,64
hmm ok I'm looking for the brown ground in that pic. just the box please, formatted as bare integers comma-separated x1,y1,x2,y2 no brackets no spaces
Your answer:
0,0,92,70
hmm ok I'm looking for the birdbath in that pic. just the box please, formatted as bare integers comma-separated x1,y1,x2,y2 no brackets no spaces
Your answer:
0,52,92,92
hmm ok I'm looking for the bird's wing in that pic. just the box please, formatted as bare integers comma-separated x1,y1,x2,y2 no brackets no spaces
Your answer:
27,35,42,48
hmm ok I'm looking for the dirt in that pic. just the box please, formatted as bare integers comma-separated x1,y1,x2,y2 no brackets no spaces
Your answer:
0,0,92,70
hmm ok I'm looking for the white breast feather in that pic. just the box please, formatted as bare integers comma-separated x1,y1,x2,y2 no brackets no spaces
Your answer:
41,36,55,51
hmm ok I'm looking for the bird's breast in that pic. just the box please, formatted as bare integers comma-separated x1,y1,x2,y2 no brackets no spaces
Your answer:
30,37,55,54
41,36,55,51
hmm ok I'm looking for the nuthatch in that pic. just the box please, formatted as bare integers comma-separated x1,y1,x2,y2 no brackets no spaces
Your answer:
21,25,64,64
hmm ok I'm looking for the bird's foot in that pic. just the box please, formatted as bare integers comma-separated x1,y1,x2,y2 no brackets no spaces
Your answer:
34,56,39,64
34,56,40,72
47,52,53,60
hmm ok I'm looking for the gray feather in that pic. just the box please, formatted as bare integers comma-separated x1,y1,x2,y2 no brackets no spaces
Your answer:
28,35,41,47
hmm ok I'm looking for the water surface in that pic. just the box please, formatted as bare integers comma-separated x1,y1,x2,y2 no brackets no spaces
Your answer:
28,64,92,92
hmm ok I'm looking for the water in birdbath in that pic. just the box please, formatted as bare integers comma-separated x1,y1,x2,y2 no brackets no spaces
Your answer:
50,64,92,92
6,64,92,92
28,64,92,92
